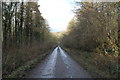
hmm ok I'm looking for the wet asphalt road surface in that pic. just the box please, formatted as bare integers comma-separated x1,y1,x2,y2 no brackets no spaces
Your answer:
25,46,91,78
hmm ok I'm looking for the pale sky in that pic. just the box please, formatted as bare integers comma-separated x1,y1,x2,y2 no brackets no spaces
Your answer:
38,0,75,32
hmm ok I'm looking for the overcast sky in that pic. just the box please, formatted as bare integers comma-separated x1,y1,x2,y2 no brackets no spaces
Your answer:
38,0,75,32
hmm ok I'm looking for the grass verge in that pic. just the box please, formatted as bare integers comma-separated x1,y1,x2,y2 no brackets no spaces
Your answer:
64,48,119,78
4,48,53,78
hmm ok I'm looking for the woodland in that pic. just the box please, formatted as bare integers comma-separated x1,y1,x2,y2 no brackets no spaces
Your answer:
2,1,119,78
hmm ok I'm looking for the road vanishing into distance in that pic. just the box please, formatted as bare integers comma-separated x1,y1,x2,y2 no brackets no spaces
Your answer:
25,46,91,78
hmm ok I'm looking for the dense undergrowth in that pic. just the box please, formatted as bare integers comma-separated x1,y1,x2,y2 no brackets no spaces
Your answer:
3,43,56,78
3,48,54,78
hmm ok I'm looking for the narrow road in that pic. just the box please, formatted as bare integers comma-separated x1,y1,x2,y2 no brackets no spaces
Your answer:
25,46,91,78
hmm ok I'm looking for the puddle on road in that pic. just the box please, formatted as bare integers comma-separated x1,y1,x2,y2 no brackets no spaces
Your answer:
40,47,58,78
